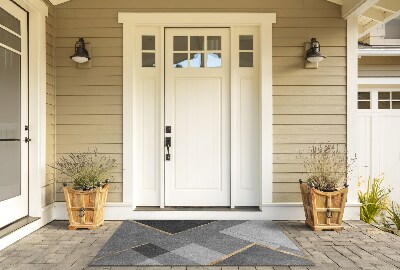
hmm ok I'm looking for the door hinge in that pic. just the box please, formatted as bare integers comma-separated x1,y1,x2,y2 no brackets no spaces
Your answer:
24,137,31,143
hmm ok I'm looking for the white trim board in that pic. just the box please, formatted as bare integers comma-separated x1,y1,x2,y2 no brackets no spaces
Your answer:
359,77,400,85
119,13,276,210
53,202,361,220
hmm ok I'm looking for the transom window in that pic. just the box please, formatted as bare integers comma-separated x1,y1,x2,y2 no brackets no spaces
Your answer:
172,35,222,68
378,91,400,109
358,91,400,110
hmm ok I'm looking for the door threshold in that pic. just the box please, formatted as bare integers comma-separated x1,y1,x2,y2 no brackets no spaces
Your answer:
0,216,40,240
135,206,261,212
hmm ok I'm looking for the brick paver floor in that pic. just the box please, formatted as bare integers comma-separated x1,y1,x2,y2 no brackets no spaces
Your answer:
0,220,399,270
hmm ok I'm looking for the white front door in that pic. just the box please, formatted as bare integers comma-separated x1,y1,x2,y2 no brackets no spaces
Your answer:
0,0,29,228
358,90,400,202
164,28,230,206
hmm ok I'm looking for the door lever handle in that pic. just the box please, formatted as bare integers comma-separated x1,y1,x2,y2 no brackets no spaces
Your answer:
165,137,171,161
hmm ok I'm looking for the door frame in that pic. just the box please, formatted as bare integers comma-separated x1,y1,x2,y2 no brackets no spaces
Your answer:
119,13,276,210
11,0,49,218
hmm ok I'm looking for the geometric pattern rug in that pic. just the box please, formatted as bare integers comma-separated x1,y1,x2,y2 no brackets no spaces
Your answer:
90,220,314,266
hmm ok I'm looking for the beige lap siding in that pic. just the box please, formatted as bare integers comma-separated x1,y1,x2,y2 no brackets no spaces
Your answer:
359,56,400,77
45,0,56,207
54,0,346,203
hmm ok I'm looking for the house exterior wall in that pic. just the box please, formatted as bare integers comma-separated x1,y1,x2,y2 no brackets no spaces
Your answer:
45,0,56,207
359,56,400,77
54,0,347,203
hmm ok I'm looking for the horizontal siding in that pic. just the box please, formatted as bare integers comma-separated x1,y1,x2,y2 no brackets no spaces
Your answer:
359,56,400,77
55,0,346,203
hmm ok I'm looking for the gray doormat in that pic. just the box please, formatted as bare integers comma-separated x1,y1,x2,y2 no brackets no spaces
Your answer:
91,220,313,266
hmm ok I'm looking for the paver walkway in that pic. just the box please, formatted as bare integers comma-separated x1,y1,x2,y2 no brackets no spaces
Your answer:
0,220,399,270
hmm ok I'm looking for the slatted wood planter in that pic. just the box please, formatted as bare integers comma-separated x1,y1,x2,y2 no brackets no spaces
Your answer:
63,184,109,230
300,182,348,231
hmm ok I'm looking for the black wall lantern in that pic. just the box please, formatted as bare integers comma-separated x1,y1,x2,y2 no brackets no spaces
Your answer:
305,38,326,63
70,38,91,64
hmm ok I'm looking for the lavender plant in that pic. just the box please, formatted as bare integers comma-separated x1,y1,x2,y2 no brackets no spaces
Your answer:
50,148,117,190
299,144,356,191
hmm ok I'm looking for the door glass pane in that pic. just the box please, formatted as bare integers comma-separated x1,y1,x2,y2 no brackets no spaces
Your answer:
239,52,253,67
207,53,221,68
239,35,253,50
0,47,21,202
392,101,400,109
190,36,204,51
0,27,21,51
358,92,370,100
0,7,20,34
358,101,370,109
142,53,155,67
173,36,188,51
378,92,390,100
392,92,400,100
378,101,390,109
142,35,155,50
207,36,221,50
173,53,188,68
189,53,204,68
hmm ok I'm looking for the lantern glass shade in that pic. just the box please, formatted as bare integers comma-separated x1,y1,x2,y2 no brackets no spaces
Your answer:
305,38,326,63
70,38,90,63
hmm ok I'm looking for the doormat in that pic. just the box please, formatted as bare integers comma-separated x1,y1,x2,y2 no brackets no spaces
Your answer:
91,220,313,266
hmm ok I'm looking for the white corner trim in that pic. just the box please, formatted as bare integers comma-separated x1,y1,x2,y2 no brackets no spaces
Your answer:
53,202,360,220
358,77,400,85
0,204,54,251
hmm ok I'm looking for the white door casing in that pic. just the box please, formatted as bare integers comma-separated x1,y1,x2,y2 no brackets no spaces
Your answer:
164,28,230,206
0,0,29,228
119,13,275,210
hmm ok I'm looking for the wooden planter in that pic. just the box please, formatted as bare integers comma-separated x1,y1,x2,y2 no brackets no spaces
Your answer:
63,184,109,230
300,182,348,231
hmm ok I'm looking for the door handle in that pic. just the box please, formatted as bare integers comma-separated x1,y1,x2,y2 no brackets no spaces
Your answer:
165,137,171,161
0,139,20,142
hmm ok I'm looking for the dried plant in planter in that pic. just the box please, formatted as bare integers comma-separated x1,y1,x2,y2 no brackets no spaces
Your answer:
50,148,117,190
299,144,356,191
50,149,117,230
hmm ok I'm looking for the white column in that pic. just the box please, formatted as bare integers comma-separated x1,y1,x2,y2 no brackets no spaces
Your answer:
346,16,360,205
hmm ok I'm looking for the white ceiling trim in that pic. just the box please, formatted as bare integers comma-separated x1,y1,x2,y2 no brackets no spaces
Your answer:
47,0,70,5
326,0,400,39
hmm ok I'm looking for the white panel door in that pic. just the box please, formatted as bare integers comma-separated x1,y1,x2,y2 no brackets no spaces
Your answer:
0,0,28,228
357,90,400,203
164,28,230,206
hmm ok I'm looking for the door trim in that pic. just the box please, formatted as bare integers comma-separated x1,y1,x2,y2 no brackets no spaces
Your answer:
12,0,49,218
119,13,276,210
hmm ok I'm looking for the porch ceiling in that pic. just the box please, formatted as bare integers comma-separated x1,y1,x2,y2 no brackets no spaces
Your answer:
326,0,400,39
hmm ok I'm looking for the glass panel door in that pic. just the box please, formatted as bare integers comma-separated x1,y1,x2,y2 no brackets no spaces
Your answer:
0,47,21,202
0,0,28,229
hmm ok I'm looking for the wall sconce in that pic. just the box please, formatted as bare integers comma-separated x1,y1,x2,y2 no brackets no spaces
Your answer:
70,38,91,64
305,38,326,69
